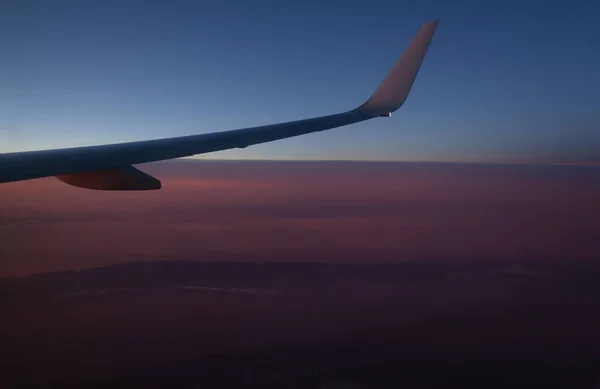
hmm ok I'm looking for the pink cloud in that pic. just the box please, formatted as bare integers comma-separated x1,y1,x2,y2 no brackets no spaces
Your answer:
1,161,599,276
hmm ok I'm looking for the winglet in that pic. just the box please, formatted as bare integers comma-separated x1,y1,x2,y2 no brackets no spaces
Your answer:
357,20,439,117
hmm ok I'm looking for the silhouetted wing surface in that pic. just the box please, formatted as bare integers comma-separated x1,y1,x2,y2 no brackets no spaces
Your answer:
0,21,439,190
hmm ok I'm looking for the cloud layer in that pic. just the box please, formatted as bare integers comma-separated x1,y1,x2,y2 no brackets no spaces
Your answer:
1,160,599,276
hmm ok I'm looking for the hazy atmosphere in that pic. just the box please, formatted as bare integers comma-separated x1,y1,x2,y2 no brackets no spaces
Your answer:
2,1,600,387
2,160,600,276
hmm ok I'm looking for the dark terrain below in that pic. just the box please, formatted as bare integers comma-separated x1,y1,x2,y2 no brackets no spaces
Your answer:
2,260,600,388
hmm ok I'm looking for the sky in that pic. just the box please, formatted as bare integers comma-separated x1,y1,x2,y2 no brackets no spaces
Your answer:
1,0,599,163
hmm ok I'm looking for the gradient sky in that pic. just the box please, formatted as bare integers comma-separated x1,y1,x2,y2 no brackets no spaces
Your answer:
1,0,598,163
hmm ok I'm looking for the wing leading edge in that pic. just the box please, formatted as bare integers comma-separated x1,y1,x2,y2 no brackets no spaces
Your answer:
0,20,439,190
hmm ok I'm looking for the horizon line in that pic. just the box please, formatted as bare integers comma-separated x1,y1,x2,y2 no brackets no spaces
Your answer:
177,158,600,168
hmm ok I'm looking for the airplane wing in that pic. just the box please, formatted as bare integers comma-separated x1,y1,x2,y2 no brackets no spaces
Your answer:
0,21,439,190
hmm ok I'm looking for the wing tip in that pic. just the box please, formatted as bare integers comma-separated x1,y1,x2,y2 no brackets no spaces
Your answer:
357,19,439,117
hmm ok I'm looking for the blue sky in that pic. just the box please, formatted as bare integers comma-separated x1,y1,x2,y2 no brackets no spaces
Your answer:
1,0,598,163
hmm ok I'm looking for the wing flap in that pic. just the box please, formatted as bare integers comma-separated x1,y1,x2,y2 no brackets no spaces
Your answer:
56,165,161,191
